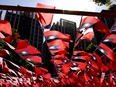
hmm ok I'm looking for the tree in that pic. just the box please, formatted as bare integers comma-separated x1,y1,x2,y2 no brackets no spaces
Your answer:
93,0,116,6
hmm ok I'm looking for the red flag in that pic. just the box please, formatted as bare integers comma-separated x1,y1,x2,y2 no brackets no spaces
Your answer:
40,67,48,73
80,16,110,34
81,28,94,41
0,49,9,57
34,67,42,76
22,55,42,64
52,54,68,60
15,40,41,55
3,33,19,43
50,59,62,65
62,62,70,74
50,49,69,55
42,73,51,79
0,20,12,35
98,43,115,62
44,30,71,41
36,3,55,28
15,40,28,49
110,23,116,32
47,39,69,50
103,34,116,44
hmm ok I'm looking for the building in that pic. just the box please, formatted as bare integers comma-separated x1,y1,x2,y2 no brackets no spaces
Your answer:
4,10,77,76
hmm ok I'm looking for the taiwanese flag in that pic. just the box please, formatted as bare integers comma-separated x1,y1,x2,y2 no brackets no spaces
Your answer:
48,39,69,50
3,33,19,43
71,62,87,71
98,43,115,62
36,3,55,28
52,54,68,60
22,55,42,64
0,20,12,35
92,53,102,66
73,50,92,56
50,49,69,55
50,59,63,65
34,67,43,76
80,16,110,35
62,62,71,74
44,30,72,41
15,40,41,55
81,27,94,41
0,49,9,57
103,34,116,44
110,22,116,33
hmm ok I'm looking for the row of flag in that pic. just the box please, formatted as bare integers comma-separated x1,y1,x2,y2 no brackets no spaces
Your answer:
0,2,116,86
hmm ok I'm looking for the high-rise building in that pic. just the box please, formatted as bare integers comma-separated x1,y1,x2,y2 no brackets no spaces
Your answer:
4,10,77,76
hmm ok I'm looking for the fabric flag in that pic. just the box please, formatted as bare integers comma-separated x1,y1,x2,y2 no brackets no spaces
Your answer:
36,3,55,28
34,67,42,76
52,54,68,60
22,55,42,64
3,33,19,43
15,40,28,49
80,16,110,35
15,40,41,55
0,49,9,57
98,43,115,62
110,22,116,33
44,30,72,41
81,27,94,41
50,49,69,55
103,34,116,44
0,20,12,35
47,39,69,50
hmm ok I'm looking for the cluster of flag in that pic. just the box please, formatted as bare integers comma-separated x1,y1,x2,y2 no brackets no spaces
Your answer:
0,2,116,86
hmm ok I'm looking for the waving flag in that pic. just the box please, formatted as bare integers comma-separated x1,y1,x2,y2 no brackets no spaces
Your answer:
103,34,116,44
0,20,12,35
22,55,42,64
80,16,110,35
3,33,19,43
44,30,71,41
36,3,55,28
98,43,115,62
15,40,41,55
110,23,116,33
47,39,69,50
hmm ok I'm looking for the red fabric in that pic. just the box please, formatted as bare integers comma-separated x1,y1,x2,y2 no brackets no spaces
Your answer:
0,20,12,35
42,73,51,79
50,59,62,65
52,54,68,60
50,49,69,55
99,43,115,62
62,63,70,74
3,33,19,43
16,40,29,49
36,3,55,27
47,39,69,50
44,30,71,41
81,16,99,26
81,16,110,34
0,49,9,57
103,34,116,44
34,67,42,76
22,56,42,64
82,32,94,41
84,73,91,82
40,67,48,73
15,46,41,55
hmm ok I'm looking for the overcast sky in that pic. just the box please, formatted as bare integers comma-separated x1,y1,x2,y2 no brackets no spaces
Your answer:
0,0,115,27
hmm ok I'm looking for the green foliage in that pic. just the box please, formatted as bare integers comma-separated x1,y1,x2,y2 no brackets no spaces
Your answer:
93,0,112,6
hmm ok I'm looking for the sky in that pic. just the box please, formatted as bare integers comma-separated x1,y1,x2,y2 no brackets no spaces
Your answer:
0,0,115,27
